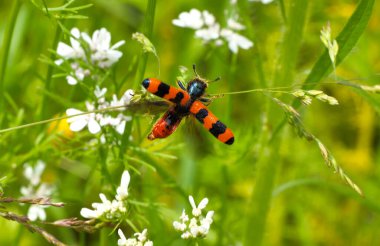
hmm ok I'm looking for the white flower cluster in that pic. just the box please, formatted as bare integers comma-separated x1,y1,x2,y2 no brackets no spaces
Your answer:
80,171,130,221
20,161,54,221
172,9,253,54
118,228,153,246
56,27,125,85
66,87,133,135
173,196,214,239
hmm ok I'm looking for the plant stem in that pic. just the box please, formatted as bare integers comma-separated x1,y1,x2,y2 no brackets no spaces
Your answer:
243,1,309,245
39,22,62,120
134,0,156,89
0,0,21,126
226,53,237,124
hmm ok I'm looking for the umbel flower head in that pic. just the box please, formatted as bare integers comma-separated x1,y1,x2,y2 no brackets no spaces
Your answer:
66,87,133,135
20,160,54,221
80,170,131,221
173,195,214,239
56,27,125,85
172,9,253,54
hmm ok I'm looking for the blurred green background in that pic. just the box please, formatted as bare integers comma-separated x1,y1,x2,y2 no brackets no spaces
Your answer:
1,0,380,245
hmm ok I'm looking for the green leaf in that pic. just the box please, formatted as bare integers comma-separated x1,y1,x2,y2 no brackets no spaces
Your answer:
303,0,375,88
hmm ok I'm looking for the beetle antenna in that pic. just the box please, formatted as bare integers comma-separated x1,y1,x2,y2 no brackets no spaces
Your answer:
209,76,221,83
192,64,200,78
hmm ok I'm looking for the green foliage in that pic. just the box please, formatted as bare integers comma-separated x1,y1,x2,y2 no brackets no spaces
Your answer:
1,0,380,245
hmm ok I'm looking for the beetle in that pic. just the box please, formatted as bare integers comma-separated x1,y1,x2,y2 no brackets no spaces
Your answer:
142,65,234,145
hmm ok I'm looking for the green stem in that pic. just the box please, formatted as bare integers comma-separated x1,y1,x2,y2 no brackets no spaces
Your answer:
0,0,21,126
134,0,156,89
226,53,237,124
100,227,107,246
243,1,309,245
244,137,280,245
39,23,62,120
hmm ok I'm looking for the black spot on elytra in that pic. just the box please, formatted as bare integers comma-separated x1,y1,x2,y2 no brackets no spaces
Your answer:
170,92,184,104
195,109,208,123
209,121,227,138
155,83,170,97
225,137,234,145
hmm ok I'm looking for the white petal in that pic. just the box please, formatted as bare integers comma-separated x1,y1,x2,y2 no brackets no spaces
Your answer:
115,120,126,134
28,205,46,221
23,164,34,182
27,205,39,221
188,196,196,209
99,193,108,203
81,32,93,47
88,118,101,134
68,118,88,132
80,208,97,219
66,108,84,117
202,10,215,26
227,18,245,30
228,41,239,54
70,28,82,50
111,40,125,50
55,59,64,65
198,198,208,210
66,75,78,85
57,42,74,58
117,229,127,242
120,171,130,190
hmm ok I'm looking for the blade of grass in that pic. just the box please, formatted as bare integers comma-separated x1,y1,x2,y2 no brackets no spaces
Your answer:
244,1,309,245
38,22,62,120
134,0,156,89
271,0,376,142
0,0,21,127
303,0,375,88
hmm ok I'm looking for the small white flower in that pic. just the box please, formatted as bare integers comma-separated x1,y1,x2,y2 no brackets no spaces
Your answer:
66,89,133,135
134,229,148,242
173,221,187,231
81,171,131,221
227,18,245,31
56,27,125,85
202,10,216,26
21,161,54,221
172,9,204,29
118,229,128,246
220,29,253,54
94,86,108,98
173,195,214,239
173,9,253,53
28,204,47,221
180,209,189,222
189,196,208,217
82,28,125,68
23,161,45,186
66,102,102,134
195,24,221,41
118,228,153,246
56,28,85,61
